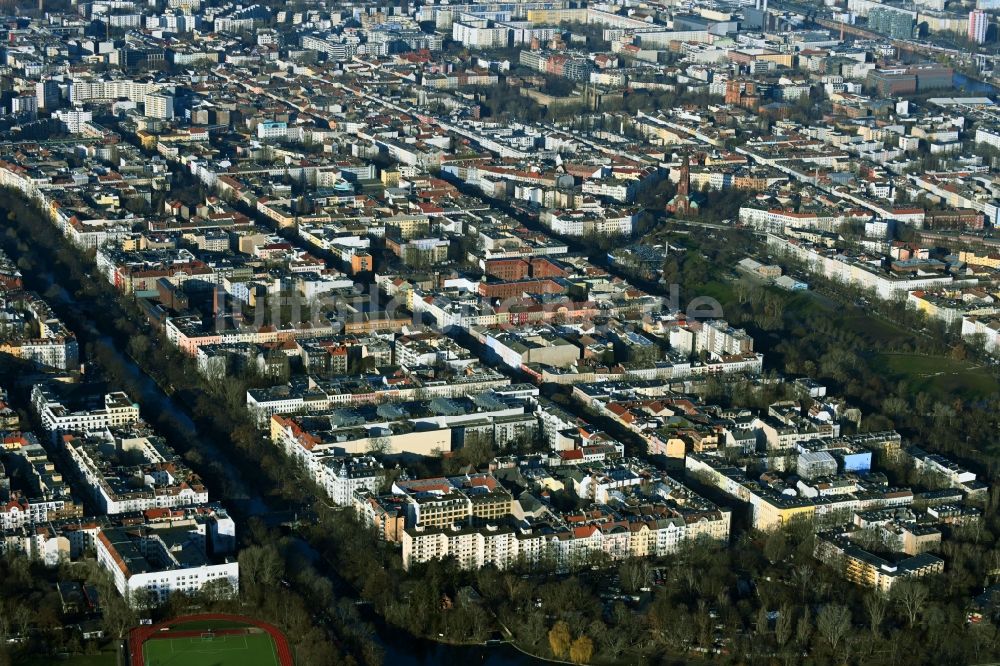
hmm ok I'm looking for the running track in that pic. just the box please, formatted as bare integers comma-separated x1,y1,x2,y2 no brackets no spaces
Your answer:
128,613,294,666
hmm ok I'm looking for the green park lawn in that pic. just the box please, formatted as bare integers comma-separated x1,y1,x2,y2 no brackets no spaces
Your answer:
16,652,118,666
872,352,1000,401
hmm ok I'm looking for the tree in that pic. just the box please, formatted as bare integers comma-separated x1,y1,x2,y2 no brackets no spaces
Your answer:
817,604,851,655
796,606,813,647
893,580,929,628
548,620,572,659
569,635,594,664
367,434,392,456
775,604,794,647
603,628,627,659
127,334,151,360
863,592,888,637
792,564,814,601
764,529,789,564
10,605,31,640
101,594,137,639
756,606,770,638
201,577,237,602
618,558,650,594
519,611,547,647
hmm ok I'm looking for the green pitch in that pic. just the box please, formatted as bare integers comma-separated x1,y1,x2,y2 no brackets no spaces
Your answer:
141,630,282,666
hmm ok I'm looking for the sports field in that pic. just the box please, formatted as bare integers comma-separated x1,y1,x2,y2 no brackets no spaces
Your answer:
142,629,281,666
129,614,294,666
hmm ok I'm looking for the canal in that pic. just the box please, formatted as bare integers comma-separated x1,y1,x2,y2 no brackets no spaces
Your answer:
384,637,551,666
0,203,555,665
953,72,999,95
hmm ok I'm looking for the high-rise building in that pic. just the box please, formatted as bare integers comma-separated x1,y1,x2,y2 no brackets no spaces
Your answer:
869,6,916,40
10,95,38,118
54,108,93,133
35,79,60,110
969,9,989,44
144,92,174,120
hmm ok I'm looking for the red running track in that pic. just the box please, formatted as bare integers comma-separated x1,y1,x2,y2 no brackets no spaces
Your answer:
128,613,294,666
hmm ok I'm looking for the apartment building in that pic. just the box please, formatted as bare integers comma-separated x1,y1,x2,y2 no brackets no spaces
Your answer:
61,428,208,514
321,456,385,506
908,447,983,493
249,368,510,424
68,78,160,105
354,491,408,542
668,319,754,357
766,234,953,299
96,524,238,606
686,451,913,531
814,531,944,592
401,504,731,571
0,435,81,529
144,92,174,120
32,387,140,434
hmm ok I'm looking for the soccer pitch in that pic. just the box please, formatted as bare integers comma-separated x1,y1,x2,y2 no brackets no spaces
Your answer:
141,631,282,666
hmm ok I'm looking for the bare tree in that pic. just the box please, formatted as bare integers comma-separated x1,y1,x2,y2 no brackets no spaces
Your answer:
603,628,628,660
101,594,137,639
775,604,794,647
970,621,1000,662
893,580,929,628
10,606,31,641
796,606,813,647
792,564,814,601
679,564,699,596
619,558,650,594
569,635,594,664
259,543,286,586
755,606,769,638
367,434,392,456
817,603,851,655
694,599,712,648
0,602,10,641
863,592,888,637
764,529,789,564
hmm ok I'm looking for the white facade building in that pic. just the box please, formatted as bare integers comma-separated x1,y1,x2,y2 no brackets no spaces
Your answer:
96,527,238,606
321,456,385,506
32,387,140,434
145,92,174,120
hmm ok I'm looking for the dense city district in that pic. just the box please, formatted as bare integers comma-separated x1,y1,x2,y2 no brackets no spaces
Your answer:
1,0,1000,665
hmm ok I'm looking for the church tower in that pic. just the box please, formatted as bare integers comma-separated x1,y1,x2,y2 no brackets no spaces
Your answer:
674,154,691,217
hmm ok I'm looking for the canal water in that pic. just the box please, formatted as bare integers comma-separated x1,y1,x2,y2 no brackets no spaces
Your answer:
953,72,999,95
384,640,550,666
